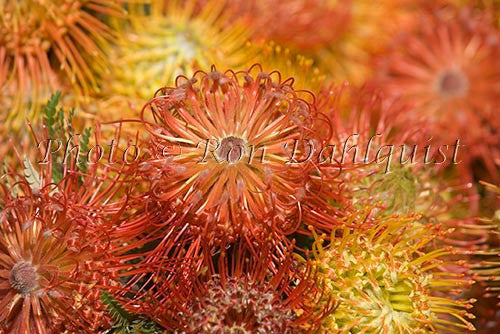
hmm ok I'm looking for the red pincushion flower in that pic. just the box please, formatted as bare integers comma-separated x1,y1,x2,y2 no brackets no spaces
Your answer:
0,183,96,333
131,66,345,248
0,142,127,333
148,242,336,333
375,6,500,183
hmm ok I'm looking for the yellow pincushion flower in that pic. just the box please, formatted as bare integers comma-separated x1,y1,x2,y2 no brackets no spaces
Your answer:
102,0,253,104
306,209,476,333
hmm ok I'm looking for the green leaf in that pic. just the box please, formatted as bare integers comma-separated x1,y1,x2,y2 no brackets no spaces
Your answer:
67,108,75,135
100,291,163,334
42,92,65,183
78,127,92,173
23,157,41,191
57,106,65,139
43,92,61,138
101,290,134,327
51,164,64,184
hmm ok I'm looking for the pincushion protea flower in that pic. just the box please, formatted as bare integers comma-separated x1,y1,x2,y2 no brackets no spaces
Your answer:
102,0,252,104
375,5,500,183
0,0,125,129
0,177,117,333
148,242,336,333
232,0,414,85
0,123,129,332
305,208,476,333
315,86,424,210
129,66,345,250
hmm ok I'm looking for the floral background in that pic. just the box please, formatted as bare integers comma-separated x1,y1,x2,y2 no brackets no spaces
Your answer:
0,0,499,333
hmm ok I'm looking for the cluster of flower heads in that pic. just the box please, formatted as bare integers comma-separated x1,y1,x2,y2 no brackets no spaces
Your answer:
0,0,499,333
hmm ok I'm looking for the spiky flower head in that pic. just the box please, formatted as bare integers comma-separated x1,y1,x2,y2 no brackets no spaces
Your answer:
439,0,500,28
307,209,476,333
0,172,119,333
314,85,425,212
151,242,335,333
0,98,129,333
314,0,415,85
132,66,343,248
375,5,500,182
102,0,252,104
0,0,124,129
184,276,297,333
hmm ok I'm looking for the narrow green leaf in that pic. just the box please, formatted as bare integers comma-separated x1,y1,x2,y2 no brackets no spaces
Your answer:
67,108,75,135
78,127,92,173
57,106,65,139
101,291,134,326
43,92,61,138
23,157,41,191
100,291,162,334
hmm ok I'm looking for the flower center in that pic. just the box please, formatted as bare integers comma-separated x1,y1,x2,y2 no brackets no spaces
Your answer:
225,325,249,334
9,262,38,295
216,136,247,163
387,279,415,313
436,69,469,98
174,32,197,60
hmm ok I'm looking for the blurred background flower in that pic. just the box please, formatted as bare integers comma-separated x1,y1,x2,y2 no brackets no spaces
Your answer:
0,0,126,129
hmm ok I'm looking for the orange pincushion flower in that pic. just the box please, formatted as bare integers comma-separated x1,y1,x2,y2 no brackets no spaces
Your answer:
0,181,111,333
150,242,336,333
314,85,426,213
133,66,344,248
315,85,425,160
375,6,500,182
0,137,128,333
439,0,500,28
0,0,124,129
